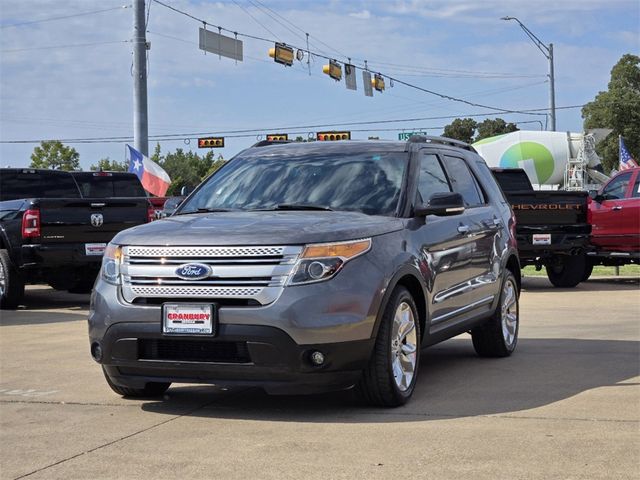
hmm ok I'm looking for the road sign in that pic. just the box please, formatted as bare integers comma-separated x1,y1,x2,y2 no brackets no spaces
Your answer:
199,28,243,61
398,131,428,141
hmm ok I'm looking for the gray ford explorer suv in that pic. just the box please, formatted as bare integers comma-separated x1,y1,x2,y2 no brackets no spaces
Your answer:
89,136,520,407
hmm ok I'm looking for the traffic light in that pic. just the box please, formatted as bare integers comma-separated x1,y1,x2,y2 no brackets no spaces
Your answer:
372,73,385,92
268,42,294,67
322,60,342,81
266,134,288,141
317,131,351,141
198,137,225,148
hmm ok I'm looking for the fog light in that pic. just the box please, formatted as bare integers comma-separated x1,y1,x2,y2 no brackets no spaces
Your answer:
310,350,325,366
91,342,103,362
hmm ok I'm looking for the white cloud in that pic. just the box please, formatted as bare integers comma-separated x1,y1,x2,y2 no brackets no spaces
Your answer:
349,10,371,20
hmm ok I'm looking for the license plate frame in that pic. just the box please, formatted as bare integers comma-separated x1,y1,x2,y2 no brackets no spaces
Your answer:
161,303,217,336
532,233,552,246
85,243,107,256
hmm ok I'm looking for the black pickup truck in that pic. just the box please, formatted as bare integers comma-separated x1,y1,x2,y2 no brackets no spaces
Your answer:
491,168,591,287
0,169,152,308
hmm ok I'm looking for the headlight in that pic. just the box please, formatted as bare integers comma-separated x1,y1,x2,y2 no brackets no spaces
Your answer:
288,238,371,285
101,243,122,285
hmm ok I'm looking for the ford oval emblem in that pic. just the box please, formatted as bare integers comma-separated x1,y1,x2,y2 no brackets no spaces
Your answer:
175,263,212,280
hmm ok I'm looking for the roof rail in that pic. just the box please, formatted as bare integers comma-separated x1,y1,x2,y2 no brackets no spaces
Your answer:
405,135,477,152
251,140,293,148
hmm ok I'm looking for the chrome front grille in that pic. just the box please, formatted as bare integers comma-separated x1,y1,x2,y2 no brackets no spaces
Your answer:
121,245,302,305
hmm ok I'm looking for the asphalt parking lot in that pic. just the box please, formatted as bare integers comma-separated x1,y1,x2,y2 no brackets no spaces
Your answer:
1,277,638,480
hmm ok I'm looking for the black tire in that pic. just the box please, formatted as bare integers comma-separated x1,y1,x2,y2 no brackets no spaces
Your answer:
0,249,25,310
102,367,170,398
356,286,421,407
581,257,594,282
545,255,586,288
472,270,519,357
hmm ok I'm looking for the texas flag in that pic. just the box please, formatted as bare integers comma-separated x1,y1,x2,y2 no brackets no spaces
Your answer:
126,145,171,197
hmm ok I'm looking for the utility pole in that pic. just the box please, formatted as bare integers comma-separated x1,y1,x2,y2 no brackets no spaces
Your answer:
502,17,556,131
548,43,556,132
133,0,148,156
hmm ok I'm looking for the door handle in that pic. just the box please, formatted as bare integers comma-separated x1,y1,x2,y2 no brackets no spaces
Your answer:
457,225,470,234
612,206,623,211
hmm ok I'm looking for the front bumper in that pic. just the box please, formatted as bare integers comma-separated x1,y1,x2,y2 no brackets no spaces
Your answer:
89,253,387,394
95,322,372,394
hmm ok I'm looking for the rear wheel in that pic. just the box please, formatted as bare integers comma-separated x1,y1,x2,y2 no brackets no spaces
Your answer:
581,257,594,282
0,249,24,310
472,270,519,357
545,255,586,288
102,367,170,398
357,286,420,407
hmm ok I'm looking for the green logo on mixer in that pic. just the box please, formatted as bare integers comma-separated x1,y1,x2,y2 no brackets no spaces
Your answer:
499,142,554,184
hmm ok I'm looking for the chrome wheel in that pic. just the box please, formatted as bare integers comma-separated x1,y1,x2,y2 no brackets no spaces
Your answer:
391,301,417,391
500,278,518,348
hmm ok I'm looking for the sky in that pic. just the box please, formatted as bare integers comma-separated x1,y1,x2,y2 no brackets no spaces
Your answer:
1,0,638,170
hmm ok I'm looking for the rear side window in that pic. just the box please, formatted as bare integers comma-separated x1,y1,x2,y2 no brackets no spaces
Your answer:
443,156,485,207
73,174,146,198
633,175,640,198
0,170,80,200
417,153,451,203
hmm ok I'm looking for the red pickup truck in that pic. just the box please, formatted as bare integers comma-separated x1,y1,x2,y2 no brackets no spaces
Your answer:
584,167,640,278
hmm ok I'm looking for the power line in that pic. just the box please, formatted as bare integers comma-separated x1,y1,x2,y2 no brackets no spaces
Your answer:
0,5,130,29
230,0,280,40
149,0,549,116
0,106,584,144
0,119,545,145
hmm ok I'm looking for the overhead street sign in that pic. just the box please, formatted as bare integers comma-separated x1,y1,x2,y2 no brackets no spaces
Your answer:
398,131,428,141
199,28,243,61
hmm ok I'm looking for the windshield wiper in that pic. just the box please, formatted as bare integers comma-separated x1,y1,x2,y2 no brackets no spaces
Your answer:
259,203,334,211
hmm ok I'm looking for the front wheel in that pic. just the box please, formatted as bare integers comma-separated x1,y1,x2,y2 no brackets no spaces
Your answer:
103,367,170,398
357,286,421,407
472,270,519,357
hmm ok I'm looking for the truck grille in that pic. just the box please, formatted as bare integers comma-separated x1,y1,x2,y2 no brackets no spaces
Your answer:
138,339,251,363
121,245,302,305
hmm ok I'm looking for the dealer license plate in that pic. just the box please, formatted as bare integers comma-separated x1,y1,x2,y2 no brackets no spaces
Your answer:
532,234,551,245
162,303,215,335
85,243,106,256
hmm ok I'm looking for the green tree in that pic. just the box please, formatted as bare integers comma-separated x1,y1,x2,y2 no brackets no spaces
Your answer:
582,53,640,173
90,157,128,172
443,118,477,144
475,118,519,142
154,147,218,196
30,140,80,170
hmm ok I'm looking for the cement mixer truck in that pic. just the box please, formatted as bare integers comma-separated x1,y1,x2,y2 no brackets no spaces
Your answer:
473,130,609,190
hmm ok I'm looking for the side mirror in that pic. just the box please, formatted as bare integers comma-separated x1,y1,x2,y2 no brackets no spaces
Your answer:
589,190,606,203
180,185,194,196
414,192,465,217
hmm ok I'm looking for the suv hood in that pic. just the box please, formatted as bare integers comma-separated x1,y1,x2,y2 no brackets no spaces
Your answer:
112,211,403,246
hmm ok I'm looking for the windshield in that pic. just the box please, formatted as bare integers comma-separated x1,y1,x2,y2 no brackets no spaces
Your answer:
179,151,407,216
